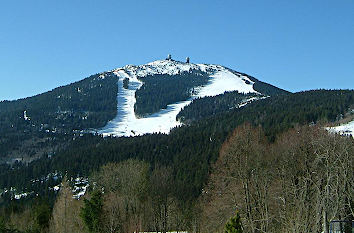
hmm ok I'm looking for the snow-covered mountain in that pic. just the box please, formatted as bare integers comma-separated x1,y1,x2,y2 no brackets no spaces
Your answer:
0,57,289,164
98,59,264,137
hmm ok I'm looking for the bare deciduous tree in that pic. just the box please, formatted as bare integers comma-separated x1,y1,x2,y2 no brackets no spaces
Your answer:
49,177,85,233
200,124,353,233
92,159,150,233
201,123,277,233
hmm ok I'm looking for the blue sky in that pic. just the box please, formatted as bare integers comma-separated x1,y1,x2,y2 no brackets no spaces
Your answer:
0,0,353,101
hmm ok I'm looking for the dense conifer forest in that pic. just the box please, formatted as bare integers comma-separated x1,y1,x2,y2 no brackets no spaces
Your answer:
0,72,118,162
1,90,353,187
0,72,118,133
177,91,261,123
1,89,353,194
0,68,287,164
0,80,353,232
134,71,209,116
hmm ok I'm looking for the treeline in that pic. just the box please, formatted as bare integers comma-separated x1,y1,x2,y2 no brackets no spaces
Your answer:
134,71,209,116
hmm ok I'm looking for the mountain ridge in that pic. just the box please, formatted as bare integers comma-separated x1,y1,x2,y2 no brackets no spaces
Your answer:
0,59,288,137
99,59,273,137
0,60,353,232
0,58,290,165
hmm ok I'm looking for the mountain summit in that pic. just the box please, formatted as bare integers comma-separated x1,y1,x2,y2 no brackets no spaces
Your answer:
0,59,287,138
0,58,287,163
98,59,285,136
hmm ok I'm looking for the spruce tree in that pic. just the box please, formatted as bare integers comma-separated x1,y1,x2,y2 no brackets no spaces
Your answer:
35,202,51,232
0,216,6,233
224,211,243,233
80,190,103,233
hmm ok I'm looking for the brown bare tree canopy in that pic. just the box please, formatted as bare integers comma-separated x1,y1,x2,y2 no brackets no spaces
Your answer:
3,125,352,233
200,123,354,233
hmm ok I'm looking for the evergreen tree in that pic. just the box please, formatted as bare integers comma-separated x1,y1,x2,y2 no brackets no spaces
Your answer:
224,211,243,233
0,216,6,233
34,202,51,232
80,190,103,233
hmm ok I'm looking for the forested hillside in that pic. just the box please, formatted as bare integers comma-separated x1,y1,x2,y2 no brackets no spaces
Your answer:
1,89,353,199
1,88,353,232
177,91,262,123
0,63,288,164
0,68,353,233
0,72,118,163
134,71,209,116
0,72,118,133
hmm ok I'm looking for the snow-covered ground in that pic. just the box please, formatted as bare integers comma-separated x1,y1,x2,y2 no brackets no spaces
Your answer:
72,177,89,199
327,120,354,138
238,96,268,108
98,60,259,137
14,192,30,200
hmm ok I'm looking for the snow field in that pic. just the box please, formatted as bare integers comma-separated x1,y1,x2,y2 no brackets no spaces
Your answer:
327,120,354,138
99,60,259,137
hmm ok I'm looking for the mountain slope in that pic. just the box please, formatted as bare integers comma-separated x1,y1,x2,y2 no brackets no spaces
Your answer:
1,89,353,205
0,72,118,162
0,59,287,162
0,59,286,138
1,59,353,233
98,59,288,136
0,72,117,133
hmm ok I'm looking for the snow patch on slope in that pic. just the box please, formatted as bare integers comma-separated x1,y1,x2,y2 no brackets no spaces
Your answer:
98,69,189,137
98,60,259,137
238,96,268,108
327,120,354,138
196,69,256,97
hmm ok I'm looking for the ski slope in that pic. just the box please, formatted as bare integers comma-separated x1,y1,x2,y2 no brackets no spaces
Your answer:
327,120,354,138
98,60,259,137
